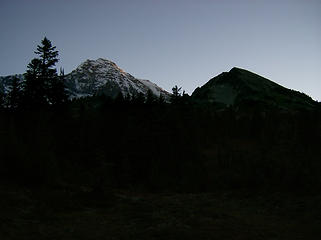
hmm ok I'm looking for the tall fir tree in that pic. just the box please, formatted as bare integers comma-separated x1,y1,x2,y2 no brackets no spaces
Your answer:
24,37,68,107
35,37,59,77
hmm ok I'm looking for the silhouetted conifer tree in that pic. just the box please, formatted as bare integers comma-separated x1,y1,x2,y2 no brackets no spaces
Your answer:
35,37,59,75
24,58,45,107
171,85,182,104
23,37,67,107
48,68,68,105
7,76,23,110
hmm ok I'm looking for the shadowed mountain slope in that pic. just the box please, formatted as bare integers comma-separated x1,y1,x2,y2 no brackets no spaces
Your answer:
192,67,316,110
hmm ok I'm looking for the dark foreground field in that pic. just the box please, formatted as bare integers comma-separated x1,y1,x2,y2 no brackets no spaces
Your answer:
1,183,321,240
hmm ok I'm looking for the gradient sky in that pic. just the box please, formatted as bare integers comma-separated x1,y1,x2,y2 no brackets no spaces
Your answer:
1,0,320,100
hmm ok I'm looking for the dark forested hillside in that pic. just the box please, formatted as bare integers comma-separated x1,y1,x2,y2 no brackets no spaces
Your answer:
1,98,320,193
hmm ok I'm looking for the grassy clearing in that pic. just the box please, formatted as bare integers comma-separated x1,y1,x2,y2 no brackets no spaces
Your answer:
1,184,320,240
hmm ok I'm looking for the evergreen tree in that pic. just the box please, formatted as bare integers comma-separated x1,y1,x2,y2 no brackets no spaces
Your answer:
171,85,182,104
7,76,23,110
24,58,45,107
23,37,67,107
48,68,68,105
35,37,59,77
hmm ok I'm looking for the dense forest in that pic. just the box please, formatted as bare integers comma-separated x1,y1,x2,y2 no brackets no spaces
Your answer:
1,96,321,193
1,38,321,239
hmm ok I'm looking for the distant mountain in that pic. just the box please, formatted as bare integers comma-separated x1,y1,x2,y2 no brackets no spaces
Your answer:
192,67,316,110
64,58,170,99
0,58,170,100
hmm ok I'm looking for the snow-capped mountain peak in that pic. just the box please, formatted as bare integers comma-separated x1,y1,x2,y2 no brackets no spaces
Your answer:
77,58,125,73
64,58,170,99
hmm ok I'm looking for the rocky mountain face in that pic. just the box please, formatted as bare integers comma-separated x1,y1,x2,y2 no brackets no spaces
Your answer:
192,67,317,110
0,58,170,99
64,58,170,99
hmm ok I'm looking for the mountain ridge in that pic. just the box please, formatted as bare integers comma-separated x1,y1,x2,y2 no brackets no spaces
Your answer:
192,67,316,110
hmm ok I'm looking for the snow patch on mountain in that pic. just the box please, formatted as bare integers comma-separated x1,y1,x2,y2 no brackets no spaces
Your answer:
138,79,163,96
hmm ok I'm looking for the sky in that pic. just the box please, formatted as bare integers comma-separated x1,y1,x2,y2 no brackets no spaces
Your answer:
1,0,320,100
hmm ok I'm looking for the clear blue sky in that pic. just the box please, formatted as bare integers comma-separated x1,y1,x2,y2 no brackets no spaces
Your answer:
1,0,320,100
